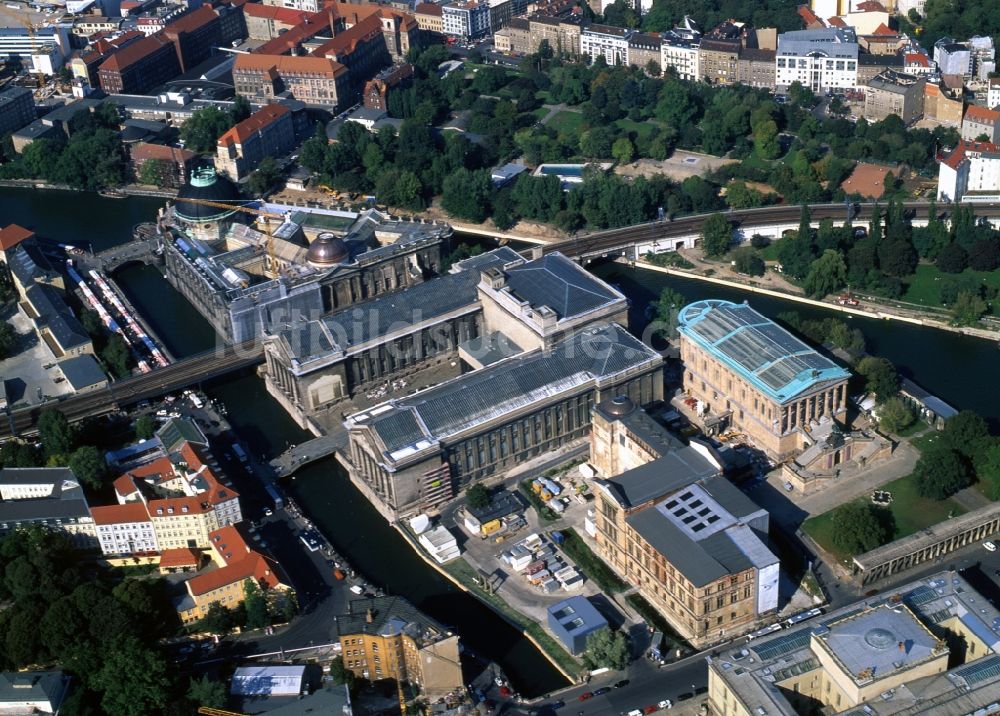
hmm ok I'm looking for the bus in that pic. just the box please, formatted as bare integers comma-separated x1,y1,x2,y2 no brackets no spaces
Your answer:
232,443,248,463
265,483,284,510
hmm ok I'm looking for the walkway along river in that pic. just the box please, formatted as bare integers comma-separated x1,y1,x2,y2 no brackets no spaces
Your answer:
8,187,1000,690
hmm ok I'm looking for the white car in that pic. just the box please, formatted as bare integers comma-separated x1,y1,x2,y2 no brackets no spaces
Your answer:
658,700,673,710
985,541,997,552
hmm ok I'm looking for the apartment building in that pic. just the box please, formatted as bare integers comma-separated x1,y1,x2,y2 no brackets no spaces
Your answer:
337,596,463,696
661,30,700,81
442,1,491,39
261,0,320,13
626,31,660,71
677,300,851,459
737,48,776,89
937,139,1000,203
0,87,35,137
130,142,197,188
363,63,413,111
91,502,159,555
494,17,530,54
234,54,349,108
775,27,859,93
176,525,289,624
961,104,1000,143
589,397,779,648
580,24,630,66
989,76,1000,109
699,21,742,84
0,468,97,548
414,3,444,35
215,104,295,181
933,37,971,78
527,15,581,57
863,69,925,124
71,16,124,40
97,33,181,94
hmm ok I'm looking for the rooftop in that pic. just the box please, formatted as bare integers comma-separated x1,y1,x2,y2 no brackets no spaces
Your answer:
0,671,69,713
841,161,902,200
22,283,91,352
821,604,938,682
233,53,346,78
230,665,305,697
777,27,858,57
218,103,290,147
336,595,450,647
0,224,34,252
493,252,625,321
965,104,1000,126
57,354,107,391
548,595,607,633
677,300,850,404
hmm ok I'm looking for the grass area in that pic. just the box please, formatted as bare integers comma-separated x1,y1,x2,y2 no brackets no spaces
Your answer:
625,593,690,650
442,559,581,676
531,107,550,121
902,263,1000,308
547,110,585,134
803,472,966,563
558,528,628,593
519,480,558,522
614,118,660,142
758,237,786,262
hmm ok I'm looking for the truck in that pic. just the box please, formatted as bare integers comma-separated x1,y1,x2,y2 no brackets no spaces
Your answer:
265,483,284,510
232,444,248,463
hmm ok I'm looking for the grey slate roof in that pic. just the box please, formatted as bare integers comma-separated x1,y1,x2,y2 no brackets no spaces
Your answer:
0,671,70,714
58,354,107,391
450,245,521,273
335,596,449,646
598,446,719,508
363,323,661,453
156,417,208,451
0,475,92,525
23,283,91,352
502,253,622,320
0,467,77,487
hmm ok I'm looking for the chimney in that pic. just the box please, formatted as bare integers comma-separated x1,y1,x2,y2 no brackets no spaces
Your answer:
898,641,904,652
366,608,375,624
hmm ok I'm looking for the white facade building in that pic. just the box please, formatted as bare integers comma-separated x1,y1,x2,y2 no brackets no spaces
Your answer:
442,1,490,39
989,77,1000,110
92,505,160,556
580,24,631,66
661,31,700,80
937,139,1000,203
775,27,859,93
933,38,972,78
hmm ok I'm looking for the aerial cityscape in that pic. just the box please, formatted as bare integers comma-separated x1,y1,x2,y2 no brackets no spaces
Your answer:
1,0,1000,713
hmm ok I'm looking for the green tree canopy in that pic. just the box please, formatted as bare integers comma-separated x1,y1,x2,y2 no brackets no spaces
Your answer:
243,579,269,630
913,445,971,500
582,627,630,670
441,168,492,223
247,156,282,196
876,397,915,434
180,107,233,154
941,411,990,460
37,409,75,459
466,483,491,510
188,676,227,710
856,356,899,402
700,213,732,257
950,291,987,327
134,415,157,441
732,247,765,276
829,502,893,556
69,446,107,490
802,249,847,299
0,322,17,360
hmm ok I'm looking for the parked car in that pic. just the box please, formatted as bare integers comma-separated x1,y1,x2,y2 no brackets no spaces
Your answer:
593,687,610,696
549,701,565,710
643,706,658,714
657,700,672,710
614,680,630,689
985,541,997,552
578,692,593,701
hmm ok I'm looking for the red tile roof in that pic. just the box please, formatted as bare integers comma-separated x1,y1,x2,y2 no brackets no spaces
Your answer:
840,162,901,200
186,552,285,595
797,5,822,27
871,22,894,35
253,9,336,55
0,224,34,251
209,525,251,565
114,473,141,499
218,103,290,147
313,13,381,58
826,16,847,27
163,5,218,36
940,139,1000,170
131,142,196,164
242,3,310,25
905,52,930,67
150,495,211,516
98,33,173,73
854,0,886,10
965,104,1000,126
414,2,442,15
159,547,201,568
91,502,152,525
234,52,347,77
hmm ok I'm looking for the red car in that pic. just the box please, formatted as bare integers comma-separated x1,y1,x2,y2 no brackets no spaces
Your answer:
499,686,511,698
643,706,658,714
579,692,593,702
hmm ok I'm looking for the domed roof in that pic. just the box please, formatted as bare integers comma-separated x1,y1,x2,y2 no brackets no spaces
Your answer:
601,395,635,418
306,233,349,266
174,167,241,222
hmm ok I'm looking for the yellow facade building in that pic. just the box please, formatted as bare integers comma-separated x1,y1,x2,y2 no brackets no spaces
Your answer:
336,596,462,699
677,300,851,459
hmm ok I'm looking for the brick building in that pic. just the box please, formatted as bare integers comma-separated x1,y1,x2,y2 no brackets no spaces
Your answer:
97,33,181,94
234,53,349,108
215,104,296,181
130,141,197,188
243,3,310,40
70,31,144,87
362,62,413,111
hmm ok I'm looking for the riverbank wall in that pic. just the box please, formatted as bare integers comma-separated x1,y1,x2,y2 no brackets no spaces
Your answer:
0,179,175,199
632,260,1000,342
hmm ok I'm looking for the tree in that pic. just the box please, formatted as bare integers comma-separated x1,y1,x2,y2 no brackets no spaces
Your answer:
94,635,170,716
941,410,990,460
582,627,629,670
968,238,1000,272
753,118,780,159
69,446,107,490
914,445,971,499
652,287,685,339
329,656,356,687
829,502,893,556
876,397,915,434
137,159,169,186
179,107,233,154
977,442,1000,501
441,168,491,223
466,483,491,510
196,603,237,635
732,247,765,276
856,356,899,402
134,415,157,441
188,676,227,710
230,94,252,124
0,321,17,359
950,291,987,326
936,242,968,273
243,579,269,630
802,250,847,299
102,333,130,379
878,239,917,277
611,137,635,165
700,213,732,257
37,409,74,459
247,156,281,196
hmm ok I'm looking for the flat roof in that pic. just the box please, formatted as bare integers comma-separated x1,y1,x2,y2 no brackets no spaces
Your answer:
231,665,305,696
58,354,107,390
677,300,850,404
499,252,625,321
548,595,607,633
821,604,938,682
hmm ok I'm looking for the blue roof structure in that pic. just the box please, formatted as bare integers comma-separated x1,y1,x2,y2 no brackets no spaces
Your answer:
677,300,850,404
547,596,607,655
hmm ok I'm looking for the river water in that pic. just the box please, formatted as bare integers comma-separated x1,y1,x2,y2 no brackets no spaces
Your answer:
7,187,1000,695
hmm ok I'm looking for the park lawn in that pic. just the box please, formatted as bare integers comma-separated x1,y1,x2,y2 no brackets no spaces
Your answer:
548,110,585,134
759,237,786,262
803,471,965,563
615,118,660,142
531,107,550,121
902,263,1000,308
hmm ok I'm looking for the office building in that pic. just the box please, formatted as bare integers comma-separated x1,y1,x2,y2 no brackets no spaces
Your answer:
442,1,491,39
707,571,1000,716
336,596,463,697
863,69,925,123
0,468,97,548
961,104,1000,143
590,397,779,647
677,300,851,459
0,26,70,67
937,139,1000,203
0,87,35,137
580,24,631,66
775,27,858,92
160,6,222,74
233,54,348,108
215,104,295,181
97,33,181,94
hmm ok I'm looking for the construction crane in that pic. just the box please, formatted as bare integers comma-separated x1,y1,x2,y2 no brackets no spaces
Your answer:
170,197,285,271
197,708,247,716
